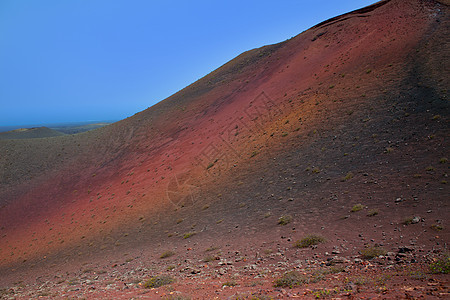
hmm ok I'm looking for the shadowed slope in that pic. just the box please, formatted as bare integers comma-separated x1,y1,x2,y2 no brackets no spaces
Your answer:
0,0,448,290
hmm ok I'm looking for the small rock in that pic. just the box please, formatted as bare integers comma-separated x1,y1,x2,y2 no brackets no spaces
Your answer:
398,246,414,253
411,217,420,224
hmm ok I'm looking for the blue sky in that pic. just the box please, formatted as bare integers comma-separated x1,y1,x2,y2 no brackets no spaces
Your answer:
0,0,375,127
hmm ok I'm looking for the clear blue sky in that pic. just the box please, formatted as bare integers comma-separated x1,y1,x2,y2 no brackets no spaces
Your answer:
0,0,375,127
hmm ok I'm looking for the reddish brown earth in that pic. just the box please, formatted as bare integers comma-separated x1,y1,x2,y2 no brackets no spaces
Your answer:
1,0,449,298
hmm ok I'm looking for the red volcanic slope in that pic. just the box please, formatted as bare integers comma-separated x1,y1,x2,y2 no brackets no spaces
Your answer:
0,0,448,285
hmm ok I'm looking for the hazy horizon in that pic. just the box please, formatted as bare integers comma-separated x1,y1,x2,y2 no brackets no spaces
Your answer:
0,0,376,127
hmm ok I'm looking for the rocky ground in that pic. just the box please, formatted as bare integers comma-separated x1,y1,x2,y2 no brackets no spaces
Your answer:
1,242,448,299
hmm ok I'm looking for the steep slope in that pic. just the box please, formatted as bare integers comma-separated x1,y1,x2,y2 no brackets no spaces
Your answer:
0,0,449,297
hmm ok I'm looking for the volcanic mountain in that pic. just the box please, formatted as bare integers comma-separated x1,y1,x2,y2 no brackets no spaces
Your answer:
0,0,448,298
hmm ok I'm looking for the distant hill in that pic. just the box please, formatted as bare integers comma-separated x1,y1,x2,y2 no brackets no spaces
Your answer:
0,126,66,140
49,122,112,134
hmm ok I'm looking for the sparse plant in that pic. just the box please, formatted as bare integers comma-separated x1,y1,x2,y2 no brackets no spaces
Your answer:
205,246,219,252
350,203,364,212
312,167,320,174
440,157,448,164
160,251,175,259
367,209,379,217
264,249,273,255
278,215,292,225
385,147,394,153
250,151,259,158
223,280,238,287
431,224,443,231
312,288,337,299
143,275,174,288
426,166,435,171
166,265,176,271
328,266,346,274
273,271,308,288
429,255,450,274
163,295,191,300
342,172,354,181
202,204,210,210
360,246,387,259
203,255,215,262
183,232,196,239
294,234,326,248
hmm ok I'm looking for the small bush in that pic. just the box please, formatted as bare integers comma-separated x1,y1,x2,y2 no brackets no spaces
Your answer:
312,167,320,174
273,271,308,288
203,255,215,262
163,295,191,300
360,246,387,259
223,280,238,287
367,209,378,217
342,172,354,181
294,234,326,248
431,224,443,231
278,215,292,225
350,203,364,212
429,255,450,274
183,232,196,239
143,275,174,288
440,157,448,164
160,251,175,259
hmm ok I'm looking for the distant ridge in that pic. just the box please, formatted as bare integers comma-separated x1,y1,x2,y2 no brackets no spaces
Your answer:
0,126,66,140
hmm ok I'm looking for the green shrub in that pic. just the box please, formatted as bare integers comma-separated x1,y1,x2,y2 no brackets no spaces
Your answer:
183,232,196,239
350,203,364,212
360,246,387,259
431,224,443,231
143,275,174,288
278,215,292,225
273,271,308,288
342,172,354,181
223,280,238,287
294,234,326,248
367,209,378,217
163,294,191,300
429,255,450,274
160,250,175,259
